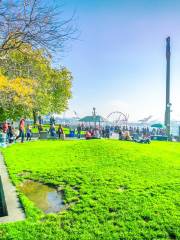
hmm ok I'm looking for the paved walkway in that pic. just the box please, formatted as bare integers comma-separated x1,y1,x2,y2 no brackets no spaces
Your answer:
0,153,25,223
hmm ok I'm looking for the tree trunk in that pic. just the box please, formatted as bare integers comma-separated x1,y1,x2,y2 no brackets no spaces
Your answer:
33,110,37,127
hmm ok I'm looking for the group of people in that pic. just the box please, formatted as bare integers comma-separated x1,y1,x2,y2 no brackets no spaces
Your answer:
83,126,151,143
48,124,65,139
77,125,163,143
118,129,151,143
0,120,66,144
71,124,166,138
113,125,167,137
0,118,167,144
85,129,101,140
0,119,32,143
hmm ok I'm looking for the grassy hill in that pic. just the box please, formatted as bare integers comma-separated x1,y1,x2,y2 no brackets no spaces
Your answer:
0,140,179,239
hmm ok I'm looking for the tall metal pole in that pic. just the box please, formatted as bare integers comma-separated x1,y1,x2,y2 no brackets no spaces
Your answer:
164,36,171,137
92,107,96,129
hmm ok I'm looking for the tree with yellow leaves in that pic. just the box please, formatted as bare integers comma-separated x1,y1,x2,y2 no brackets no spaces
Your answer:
0,43,73,122
0,74,37,121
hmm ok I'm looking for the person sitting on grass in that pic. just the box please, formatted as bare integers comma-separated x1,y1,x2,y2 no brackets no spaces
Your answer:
92,129,101,139
133,136,151,144
85,131,92,140
85,129,101,140
124,131,132,141
26,124,32,141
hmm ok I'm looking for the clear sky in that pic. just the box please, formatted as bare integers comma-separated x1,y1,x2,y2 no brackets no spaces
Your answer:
58,0,180,121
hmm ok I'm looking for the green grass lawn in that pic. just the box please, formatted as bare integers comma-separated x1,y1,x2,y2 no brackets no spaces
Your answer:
0,140,179,240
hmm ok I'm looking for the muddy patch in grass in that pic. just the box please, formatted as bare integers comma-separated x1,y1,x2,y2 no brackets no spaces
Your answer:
19,180,64,214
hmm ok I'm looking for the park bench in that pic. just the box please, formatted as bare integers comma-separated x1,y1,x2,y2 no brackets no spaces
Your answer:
31,133,40,139
39,131,48,140
39,131,58,140
47,136,58,140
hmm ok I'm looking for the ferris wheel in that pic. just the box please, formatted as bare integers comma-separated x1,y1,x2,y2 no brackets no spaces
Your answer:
106,111,129,126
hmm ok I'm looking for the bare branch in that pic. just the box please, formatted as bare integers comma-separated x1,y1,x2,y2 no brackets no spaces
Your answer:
0,0,77,57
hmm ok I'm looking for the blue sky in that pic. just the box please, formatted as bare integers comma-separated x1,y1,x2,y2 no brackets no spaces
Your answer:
57,0,180,121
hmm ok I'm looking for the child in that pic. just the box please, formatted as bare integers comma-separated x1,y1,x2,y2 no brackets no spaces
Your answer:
26,124,32,141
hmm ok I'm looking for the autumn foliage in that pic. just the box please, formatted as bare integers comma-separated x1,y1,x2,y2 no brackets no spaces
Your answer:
0,43,73,121
0,75,37,120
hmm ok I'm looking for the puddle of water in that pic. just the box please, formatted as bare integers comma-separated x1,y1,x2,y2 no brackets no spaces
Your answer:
19,180,64,214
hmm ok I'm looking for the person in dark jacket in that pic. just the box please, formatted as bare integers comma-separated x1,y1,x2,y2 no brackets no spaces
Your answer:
77,125,81,139
7,123,14,143
57,125,64,139
26,124,32,141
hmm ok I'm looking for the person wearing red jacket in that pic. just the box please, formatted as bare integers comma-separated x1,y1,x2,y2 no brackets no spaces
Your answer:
2,121,8,133
16,118,25,143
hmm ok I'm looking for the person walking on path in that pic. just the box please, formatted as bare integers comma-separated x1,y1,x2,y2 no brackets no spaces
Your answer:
57,124,65,140
26,124,32,141
16,118,25,143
